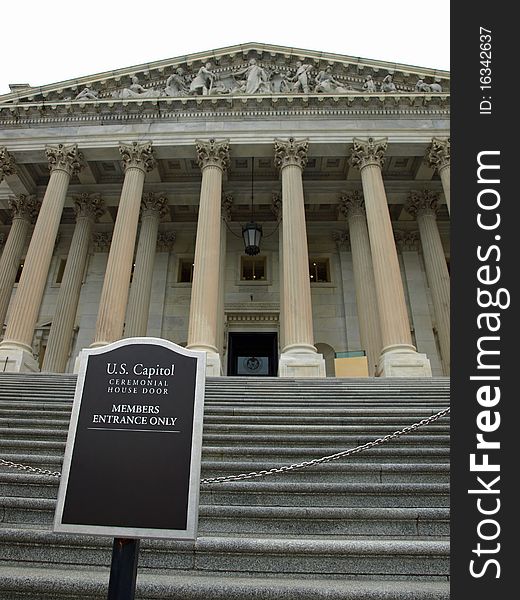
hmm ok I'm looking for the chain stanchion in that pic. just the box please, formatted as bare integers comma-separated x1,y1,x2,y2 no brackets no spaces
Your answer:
0,407,450,484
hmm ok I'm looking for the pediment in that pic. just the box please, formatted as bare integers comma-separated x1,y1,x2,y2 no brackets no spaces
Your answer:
0,42,449,106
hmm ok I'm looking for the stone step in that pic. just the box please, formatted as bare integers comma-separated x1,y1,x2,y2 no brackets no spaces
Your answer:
0,427,450,448
0,441,450,463
0,420,450,439
0,454,450,483
0,473,449,507
0,565,450,599
0,528,450,577
0,496,449,537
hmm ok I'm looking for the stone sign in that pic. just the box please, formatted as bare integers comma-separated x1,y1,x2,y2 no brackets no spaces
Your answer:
54,338,206,540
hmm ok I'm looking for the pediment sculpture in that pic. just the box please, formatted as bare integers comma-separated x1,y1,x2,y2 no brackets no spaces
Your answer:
4,53,446,105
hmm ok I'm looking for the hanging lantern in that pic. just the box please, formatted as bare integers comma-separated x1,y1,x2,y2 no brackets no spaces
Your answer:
242,157,262,255
242,222,263,256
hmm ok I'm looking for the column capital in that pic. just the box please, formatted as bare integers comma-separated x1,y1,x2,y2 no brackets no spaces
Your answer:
426,137,450,171
195,138,230,172
0,147,17,180
271,191,282,219
93,231,112,252
222,192,233,222
119,141,156,173
406,190,440,218
73,192,105,222
349,137,388,170
395,230,420,252
45,143,84,176
157,230,176,252
274,137,308,171
338,190,365,219
141,192,169,220
8,194,40,223
332,229,350,249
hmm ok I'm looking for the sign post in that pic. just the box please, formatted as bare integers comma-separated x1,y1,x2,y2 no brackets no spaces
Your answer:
54,338,206,598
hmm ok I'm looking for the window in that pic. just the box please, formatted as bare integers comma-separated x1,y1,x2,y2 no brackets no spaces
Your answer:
178,258,194,283
55,258,67,284
241,256,266,281
309,258,330,283
15,261,24,283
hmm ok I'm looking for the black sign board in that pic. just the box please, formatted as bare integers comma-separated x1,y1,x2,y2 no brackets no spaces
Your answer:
54,338,206,540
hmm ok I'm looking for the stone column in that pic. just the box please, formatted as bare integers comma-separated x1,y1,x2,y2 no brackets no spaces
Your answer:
0,144,83,372
271,192,284,352
395,231,443,376
187,139,230,375
42,194,104,373
349,138,431,377
406,190,450,374
426,138,450,214
274,138,325,377
218,193,233,362
339,191,382,375
125,192,168,338
92,142,156,347
0,195,40,333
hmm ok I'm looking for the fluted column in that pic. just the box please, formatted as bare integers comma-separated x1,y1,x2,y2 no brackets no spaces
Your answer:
187,139,230,375
42,194,104,372
124,192,168,338
271,192,284,352
274,138,325,377
339,192,382,375
0,144,83,372
218,193,233,362
0,195,40,333
407,190,450,374
92,142,156,347
426,138,450,214
349,138,431,377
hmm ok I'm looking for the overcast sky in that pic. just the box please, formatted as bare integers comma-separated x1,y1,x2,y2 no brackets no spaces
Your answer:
0,0,450,95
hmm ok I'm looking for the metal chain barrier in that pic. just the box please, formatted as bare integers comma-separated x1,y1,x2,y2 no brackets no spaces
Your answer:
0,406,449,484
0,460,61,479
200,406,450,484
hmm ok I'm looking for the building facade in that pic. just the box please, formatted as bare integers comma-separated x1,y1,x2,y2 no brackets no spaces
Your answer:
0,43,450,378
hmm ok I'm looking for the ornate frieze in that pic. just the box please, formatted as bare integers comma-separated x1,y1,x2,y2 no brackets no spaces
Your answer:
195,139,230,171
45,143,83,176
338,191,365,219
0,48,449,108
119,142,156,173
222,193,233,222
349,138,388,170
0,147,17,180
157,231,176,251
274,138,309,170
73,193,105,222
93,231,112,252
426,137,450,171
406,190,440,218
141,192,169,220
8,194,40,223
271,192,282,219
395,230,420,252
332,229,350,249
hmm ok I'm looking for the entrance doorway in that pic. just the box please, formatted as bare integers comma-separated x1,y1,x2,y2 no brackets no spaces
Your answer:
227,332,278,376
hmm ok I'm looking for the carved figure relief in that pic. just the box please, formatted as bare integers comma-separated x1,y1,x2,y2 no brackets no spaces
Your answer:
189,62,217,95
415,79,443,93
314,68,351,94
164,68,189,96
233,59,272,94
381,74,397,92
74,86,99,101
